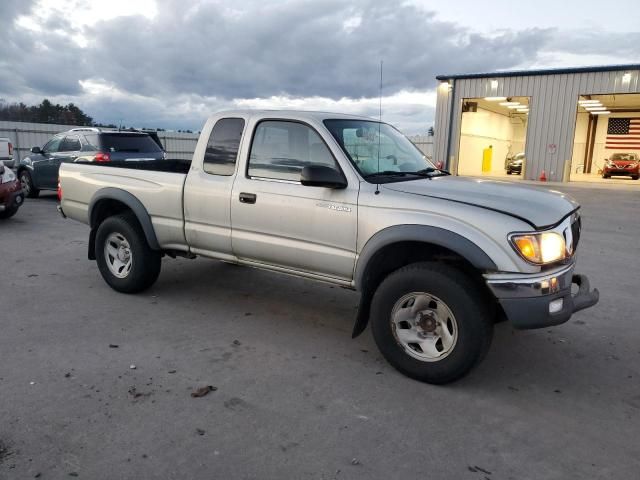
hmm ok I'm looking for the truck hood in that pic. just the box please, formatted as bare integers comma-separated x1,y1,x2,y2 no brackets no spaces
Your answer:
382,176,579,230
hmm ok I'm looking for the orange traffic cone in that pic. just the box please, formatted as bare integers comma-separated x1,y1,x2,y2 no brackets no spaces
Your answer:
539,170,547,182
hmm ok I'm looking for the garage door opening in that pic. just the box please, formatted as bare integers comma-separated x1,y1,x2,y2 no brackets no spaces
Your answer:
570,93,640,184
456,96,530,178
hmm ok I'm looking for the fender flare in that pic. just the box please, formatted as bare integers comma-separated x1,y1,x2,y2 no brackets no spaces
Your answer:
88,188,160,252
351,225,497,338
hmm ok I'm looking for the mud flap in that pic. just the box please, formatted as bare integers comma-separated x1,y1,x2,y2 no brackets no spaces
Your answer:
352,290,373,338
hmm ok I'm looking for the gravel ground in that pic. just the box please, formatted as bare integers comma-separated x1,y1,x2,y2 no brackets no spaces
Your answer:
1,185,639,480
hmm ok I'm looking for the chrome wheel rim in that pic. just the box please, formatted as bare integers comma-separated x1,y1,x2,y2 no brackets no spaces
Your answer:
104,232,132,278
390,292,458,362
20,174,31,195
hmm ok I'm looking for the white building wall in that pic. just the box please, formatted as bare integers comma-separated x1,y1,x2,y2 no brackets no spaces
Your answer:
434,68,640,181
571,112,590,173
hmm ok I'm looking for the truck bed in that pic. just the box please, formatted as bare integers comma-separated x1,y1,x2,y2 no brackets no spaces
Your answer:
60,161,189,251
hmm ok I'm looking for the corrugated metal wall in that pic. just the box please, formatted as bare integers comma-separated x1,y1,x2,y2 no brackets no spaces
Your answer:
0,121,199,162
434,69,640,181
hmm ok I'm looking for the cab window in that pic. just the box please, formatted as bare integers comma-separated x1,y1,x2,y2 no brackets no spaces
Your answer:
248,121,339,181
203,118,245,176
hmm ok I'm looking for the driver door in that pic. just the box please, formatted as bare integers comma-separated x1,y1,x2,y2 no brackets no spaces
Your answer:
231,120,359,282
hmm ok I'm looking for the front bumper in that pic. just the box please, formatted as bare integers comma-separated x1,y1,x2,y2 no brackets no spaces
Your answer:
485,263,599,329
603,167,639,176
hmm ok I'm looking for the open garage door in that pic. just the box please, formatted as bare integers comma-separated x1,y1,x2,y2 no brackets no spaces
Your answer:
570,93,640,184
456,96,529,178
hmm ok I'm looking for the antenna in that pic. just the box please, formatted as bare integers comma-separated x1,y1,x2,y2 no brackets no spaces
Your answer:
375,60,383,195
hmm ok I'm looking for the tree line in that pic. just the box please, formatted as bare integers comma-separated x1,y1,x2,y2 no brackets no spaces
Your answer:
0,99,93,126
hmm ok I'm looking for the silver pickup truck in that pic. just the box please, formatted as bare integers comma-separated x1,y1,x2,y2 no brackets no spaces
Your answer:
59,110,599,384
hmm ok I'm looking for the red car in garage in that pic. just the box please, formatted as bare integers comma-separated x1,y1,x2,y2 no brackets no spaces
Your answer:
602,153,640,180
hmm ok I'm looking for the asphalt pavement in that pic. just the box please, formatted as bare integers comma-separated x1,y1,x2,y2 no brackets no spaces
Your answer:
1,185,639,479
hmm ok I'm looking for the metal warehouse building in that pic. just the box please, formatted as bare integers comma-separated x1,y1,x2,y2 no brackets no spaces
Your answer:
433,64,640,183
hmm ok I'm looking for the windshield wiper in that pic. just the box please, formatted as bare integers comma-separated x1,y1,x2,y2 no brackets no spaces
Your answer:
364,170,413,178
413,167,451,177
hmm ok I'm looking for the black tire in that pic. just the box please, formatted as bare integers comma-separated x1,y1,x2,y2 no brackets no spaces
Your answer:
0,206,18,219
19,170,39,198
602,174,610,179
95,212,161,293
632,175,639,180
370,262,493,384
506,170,512,175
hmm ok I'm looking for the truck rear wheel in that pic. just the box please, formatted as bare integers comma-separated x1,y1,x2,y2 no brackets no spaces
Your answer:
95,212,161,293
370,262,493,384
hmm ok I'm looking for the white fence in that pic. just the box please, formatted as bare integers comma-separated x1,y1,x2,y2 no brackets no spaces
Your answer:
1,120,434,164
0,121,200,161
407,135,434,159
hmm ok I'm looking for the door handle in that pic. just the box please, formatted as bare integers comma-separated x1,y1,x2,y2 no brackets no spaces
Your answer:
239,192,257,204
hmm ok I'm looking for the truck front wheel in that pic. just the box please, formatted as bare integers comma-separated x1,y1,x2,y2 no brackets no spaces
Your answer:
370,262,493,384
95,213,161,293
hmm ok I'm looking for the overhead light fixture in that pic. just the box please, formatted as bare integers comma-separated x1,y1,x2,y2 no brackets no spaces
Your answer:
516,108,529,112
590,110,611,115
485,96,507,101
499,101,520,106
578,101,602,106
507,104,523,109
584,106,607,111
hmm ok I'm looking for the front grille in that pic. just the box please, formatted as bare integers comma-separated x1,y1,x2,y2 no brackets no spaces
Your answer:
570,215,581,253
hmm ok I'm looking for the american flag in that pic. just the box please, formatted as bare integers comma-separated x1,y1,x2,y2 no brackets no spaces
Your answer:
606,118,640,150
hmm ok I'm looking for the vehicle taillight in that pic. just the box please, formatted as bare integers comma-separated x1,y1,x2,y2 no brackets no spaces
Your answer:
95,152,111,162
8,143,13,156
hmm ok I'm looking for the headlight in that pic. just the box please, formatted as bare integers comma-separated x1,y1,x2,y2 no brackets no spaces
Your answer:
510,232,566,264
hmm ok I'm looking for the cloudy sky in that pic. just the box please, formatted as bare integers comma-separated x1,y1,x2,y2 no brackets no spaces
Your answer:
1,0,639,134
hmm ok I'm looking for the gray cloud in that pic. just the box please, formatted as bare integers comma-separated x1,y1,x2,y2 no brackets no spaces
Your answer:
2,0,553,100
85,0,552,99
1,0,636,133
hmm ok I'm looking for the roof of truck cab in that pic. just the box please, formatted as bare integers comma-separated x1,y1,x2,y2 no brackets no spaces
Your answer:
212,109,377,122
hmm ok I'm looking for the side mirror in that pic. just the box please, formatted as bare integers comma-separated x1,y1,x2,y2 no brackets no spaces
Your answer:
300,165,347,189
31,146,42,154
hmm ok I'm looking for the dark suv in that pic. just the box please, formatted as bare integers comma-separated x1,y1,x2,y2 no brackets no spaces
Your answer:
17,128,165,198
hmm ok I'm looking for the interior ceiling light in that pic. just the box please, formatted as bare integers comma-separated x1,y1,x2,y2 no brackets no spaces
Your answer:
499,101,520,106
590,110,611,115
484,96,507,101
516,108,529,112
507,105,523,109
584,106,607,111
578,100,601,105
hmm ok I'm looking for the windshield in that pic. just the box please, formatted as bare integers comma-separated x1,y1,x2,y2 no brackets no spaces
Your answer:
323,119,437,182
610,153,638,161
